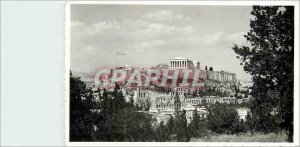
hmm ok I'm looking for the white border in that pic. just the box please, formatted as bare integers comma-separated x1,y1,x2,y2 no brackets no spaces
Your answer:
65,1,300,146
65,2,71,147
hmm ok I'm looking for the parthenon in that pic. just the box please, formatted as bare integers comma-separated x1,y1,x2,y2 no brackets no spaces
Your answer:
170,57,194,68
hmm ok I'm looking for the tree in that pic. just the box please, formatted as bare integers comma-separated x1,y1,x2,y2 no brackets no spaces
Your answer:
70,72,158,142
70,71,95,141
92,82,158,142
155,121,168,142
245,112,255,135
174,92,181,117
232,6,294,141
209,66,213,71
189,109,201,138
166,115,175,137
207,102,240,134
188,109,208,138
175,110,190,142
236,119,249,134
113,83,125,112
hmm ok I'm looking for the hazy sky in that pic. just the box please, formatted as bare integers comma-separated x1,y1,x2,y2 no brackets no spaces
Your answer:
71,4,253,80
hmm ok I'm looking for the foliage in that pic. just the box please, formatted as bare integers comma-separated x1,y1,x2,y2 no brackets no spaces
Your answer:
175,110,190,142
155,122,169,141
166,115,175,137
70,72,96,141
70,71,156,141
232,6,294,141
188,109,208,138
207,102,240,134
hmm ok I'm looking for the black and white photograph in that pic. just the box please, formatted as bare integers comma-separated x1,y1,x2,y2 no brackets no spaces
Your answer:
65,1,299,146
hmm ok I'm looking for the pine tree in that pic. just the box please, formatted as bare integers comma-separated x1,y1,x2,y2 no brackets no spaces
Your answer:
166,115,175,139
174,92,181,117
175,110,189,142
155,121,168,141
189,109,201,138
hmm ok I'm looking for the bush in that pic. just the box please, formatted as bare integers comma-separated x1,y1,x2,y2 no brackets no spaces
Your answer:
207,102,240,134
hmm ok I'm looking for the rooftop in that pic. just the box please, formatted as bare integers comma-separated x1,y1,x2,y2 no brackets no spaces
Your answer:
170,57,188,60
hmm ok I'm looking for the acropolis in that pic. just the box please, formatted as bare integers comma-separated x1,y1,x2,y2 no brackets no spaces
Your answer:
91,57,250,124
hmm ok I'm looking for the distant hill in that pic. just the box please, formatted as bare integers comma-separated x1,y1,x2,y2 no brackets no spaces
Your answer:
72,71,93,78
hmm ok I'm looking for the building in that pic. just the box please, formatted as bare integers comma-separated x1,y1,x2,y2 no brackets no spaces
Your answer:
170,57,195,69
237,108,250,120
184,104,208,124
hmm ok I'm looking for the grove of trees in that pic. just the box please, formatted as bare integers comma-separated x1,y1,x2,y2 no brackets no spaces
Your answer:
70,72,250,142
70,72,155,141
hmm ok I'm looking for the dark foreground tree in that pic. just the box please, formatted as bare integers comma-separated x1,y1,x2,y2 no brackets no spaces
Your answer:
155,121,168,142
175,110,190,142
166,115,175,140
70,71,95,141
70,72,156,142
189,109,201,138
95,83,155,141
188,109,208,138
232,6,294,141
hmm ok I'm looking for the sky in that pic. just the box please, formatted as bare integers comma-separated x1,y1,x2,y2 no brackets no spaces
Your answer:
70,4,253,81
